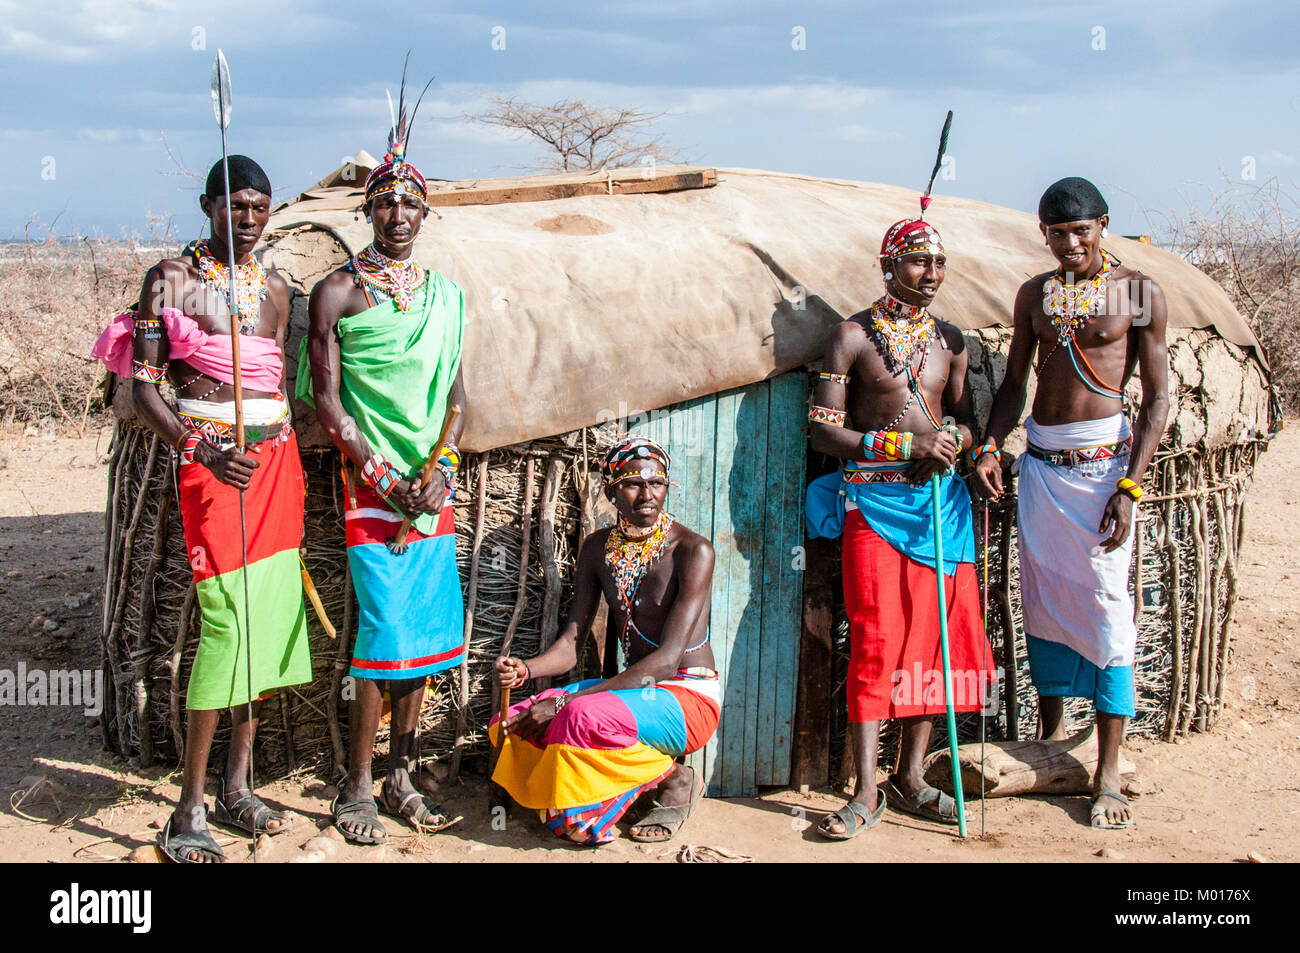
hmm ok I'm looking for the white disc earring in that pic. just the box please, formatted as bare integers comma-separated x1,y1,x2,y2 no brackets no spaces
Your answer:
884,271,893,280
1101,227,1109,238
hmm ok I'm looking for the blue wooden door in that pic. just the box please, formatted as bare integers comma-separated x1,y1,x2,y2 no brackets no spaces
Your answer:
643,371,806,796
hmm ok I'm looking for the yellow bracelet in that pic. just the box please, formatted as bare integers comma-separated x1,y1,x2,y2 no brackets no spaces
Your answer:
1116,478,1142,502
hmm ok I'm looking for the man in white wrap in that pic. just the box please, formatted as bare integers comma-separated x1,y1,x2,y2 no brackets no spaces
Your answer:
974,177,1168,830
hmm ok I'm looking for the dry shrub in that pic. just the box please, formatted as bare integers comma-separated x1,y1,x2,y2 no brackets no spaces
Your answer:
0,217,177,436
1153,178,1299,412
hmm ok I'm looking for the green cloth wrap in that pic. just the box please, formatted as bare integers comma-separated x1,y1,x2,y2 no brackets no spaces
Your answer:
298,270,465,535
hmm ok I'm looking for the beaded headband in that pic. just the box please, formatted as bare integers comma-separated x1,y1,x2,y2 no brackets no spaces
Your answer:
880,219,945,262
601,435,672,487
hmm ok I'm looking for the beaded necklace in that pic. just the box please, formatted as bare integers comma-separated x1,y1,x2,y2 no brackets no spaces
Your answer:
863,293,942,432
1043,249,1118,338
352,244,426,312
192,240,267,335
605,512,674,656
868,292,936,375
1038,250,1124,397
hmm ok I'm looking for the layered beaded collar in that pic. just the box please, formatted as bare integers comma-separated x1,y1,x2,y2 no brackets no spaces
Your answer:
605,511,674,655
867,291,936,374
1044,249,1119,339
192,240,267,335
352,243,426,312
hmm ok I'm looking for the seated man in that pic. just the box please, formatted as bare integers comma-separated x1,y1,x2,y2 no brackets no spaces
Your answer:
491,436,720,846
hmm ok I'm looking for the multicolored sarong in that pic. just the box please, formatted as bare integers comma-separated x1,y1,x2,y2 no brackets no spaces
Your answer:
489,668,721,845
1016,413,1137,715
176,403,311,711
345,484,464,680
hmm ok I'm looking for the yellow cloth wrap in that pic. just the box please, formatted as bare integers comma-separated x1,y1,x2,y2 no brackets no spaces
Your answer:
488,722,674,810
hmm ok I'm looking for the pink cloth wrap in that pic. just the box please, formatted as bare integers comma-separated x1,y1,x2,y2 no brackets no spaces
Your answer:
92,307,284,392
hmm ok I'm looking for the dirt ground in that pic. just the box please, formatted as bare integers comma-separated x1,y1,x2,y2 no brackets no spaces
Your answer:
0,422,1296,864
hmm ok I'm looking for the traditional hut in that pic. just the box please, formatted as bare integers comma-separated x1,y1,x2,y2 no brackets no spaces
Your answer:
100,158,1275,797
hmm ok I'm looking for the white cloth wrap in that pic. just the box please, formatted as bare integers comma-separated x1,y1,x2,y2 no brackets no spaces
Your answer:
1015,413,1137,669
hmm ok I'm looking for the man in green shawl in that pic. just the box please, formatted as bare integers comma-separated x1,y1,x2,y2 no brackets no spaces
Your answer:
303,137,467,844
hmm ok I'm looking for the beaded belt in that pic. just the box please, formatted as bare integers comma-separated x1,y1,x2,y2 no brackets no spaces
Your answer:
843,464,911,485
177,412,293,450
1025,435,1131,468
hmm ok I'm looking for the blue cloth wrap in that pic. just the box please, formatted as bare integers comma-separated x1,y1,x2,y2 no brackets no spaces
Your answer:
804,465,976,575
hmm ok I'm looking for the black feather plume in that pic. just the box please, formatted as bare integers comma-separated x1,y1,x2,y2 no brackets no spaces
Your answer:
919,110,953,216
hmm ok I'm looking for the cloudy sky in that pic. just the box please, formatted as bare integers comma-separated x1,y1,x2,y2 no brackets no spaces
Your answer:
2,0,1296,240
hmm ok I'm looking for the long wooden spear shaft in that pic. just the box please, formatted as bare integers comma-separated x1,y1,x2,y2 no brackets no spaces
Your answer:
930,473,967,838
212,49,259,861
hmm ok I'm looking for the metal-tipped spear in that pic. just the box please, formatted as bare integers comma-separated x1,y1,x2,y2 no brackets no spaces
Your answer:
211,48,259,861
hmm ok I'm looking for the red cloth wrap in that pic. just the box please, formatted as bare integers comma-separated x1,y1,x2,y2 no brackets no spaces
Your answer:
842,509,993,721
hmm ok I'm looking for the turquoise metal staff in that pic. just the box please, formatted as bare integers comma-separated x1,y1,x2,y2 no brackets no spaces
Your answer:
931,473,967,838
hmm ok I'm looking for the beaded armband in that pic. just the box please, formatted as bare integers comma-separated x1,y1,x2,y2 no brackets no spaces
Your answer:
435,444,460,490
861,430,913,462
361,453,401,499
808,405,846,427
970,440,1001,465
817,372,850,385
1116,477,1142,503
132,359,168,384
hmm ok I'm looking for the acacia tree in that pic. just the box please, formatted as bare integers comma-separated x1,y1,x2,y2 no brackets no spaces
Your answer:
468,96,680,172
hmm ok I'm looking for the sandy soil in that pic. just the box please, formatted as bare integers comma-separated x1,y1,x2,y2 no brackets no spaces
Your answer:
0,423,1296,864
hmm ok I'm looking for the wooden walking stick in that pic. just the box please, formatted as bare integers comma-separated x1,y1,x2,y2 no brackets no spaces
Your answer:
490,457,534,809
299,554,336,639
385,404,462,555
211,49,261,861
930,473,967,838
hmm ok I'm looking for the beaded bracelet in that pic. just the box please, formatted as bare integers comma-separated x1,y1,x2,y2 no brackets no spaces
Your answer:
436,443,460,490
361,453,401,499
1116,477,1142,502
861,430,913,462
554,691,571,713
970,440,1001,464
808,405,846,427
178,430,207,467
943,424,965,454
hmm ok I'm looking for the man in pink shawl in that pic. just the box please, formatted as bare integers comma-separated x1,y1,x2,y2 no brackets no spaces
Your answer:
93,156,311,862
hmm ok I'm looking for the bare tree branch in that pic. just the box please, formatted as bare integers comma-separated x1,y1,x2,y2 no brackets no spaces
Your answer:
467,96,681,173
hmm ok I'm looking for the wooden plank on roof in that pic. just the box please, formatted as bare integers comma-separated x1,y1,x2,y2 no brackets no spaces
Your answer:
424,167,718,208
